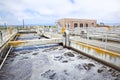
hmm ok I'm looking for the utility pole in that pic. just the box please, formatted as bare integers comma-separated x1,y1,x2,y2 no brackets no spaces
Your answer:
4,22,7,29
4,22,8,33
23,19,24,28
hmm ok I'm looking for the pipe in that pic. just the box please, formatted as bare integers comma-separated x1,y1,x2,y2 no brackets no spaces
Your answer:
0,46,12,69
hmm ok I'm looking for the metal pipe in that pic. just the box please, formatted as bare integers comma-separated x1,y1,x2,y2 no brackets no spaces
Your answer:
0,46,12,69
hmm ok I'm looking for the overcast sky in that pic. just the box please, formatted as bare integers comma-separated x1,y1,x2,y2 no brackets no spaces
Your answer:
0,0,120,25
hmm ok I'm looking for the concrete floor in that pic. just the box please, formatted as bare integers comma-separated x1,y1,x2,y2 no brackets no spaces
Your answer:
0,44,120,80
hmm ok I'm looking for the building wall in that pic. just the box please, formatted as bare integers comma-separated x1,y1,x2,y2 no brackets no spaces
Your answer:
57,18,97,28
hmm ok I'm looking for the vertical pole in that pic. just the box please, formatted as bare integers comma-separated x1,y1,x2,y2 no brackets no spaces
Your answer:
105,31,107,50
23,19,24,29
0,31,2,42
4,23,6,29
4,23,7,34
4,23,7,41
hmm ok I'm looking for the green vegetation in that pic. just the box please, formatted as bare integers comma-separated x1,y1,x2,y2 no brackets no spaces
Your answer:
0,25,8,30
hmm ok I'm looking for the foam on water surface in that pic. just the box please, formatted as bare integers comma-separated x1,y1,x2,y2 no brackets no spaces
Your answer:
0,44,120,80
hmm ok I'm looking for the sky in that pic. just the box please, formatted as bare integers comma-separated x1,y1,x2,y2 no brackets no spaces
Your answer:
0,0,120,25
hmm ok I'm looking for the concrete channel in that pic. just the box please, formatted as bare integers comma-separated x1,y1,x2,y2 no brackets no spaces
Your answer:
0,31,120,80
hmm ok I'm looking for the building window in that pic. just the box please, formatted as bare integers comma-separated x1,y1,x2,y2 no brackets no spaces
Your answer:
85,24,88,27
92,23,94,26
68,24,69,28
80,23,83,27
74,23,78,28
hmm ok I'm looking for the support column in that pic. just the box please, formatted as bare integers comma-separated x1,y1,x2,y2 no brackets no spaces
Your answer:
63,29,69,47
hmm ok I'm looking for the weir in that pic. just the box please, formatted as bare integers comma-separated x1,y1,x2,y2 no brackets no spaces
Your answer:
9,38,62,47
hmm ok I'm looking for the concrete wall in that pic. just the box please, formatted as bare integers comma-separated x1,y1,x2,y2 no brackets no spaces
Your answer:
0,32,17,69
69,39,120,71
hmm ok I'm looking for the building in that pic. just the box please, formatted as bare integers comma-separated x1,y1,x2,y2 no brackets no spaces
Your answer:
57,18,97,28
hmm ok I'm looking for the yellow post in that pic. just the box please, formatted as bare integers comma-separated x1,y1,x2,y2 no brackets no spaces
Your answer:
61,26,66,34
9,27,13,34
107,26,111,31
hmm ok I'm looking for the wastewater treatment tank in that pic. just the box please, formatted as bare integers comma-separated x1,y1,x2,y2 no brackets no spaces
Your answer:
0,33,120,80
16,33,46,40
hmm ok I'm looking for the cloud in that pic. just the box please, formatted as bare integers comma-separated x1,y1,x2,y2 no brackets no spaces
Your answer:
69,0,75,4
0,0,120,25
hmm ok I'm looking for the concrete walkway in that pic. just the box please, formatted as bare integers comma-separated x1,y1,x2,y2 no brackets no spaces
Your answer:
44,32,120,53
70,36,120,53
